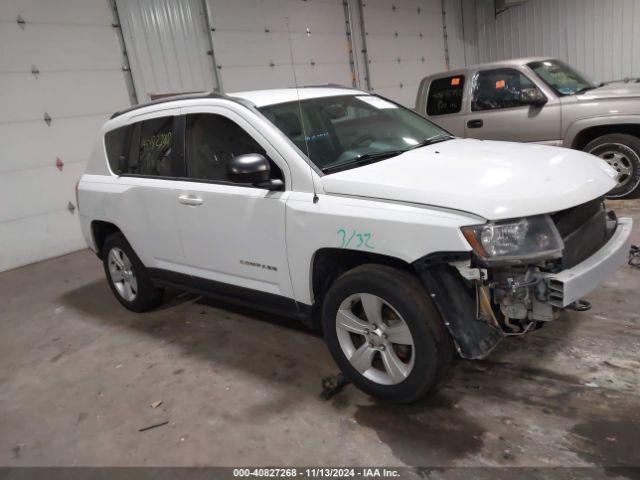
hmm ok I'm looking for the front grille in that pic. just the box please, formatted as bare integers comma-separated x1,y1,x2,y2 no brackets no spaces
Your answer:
551,197,603,237
550,197,613,269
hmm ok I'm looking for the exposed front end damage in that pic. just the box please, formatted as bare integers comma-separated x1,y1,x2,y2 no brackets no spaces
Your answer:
414,199,633,360
414,260,503,359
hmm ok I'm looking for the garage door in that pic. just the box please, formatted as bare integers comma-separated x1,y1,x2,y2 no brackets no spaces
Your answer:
207,0,355,92
361,0,446,106
0,0,131,272
116,0,219,100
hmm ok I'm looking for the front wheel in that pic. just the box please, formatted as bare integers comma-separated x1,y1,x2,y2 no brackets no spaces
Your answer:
321,264,453,404
584,133,640,199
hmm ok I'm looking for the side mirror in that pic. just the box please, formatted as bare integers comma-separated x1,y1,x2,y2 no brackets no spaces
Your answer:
227,153,283,190
520,88,547,107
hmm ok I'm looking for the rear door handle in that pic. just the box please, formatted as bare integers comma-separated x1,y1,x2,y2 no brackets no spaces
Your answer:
467,119,483,129
178,194,203,206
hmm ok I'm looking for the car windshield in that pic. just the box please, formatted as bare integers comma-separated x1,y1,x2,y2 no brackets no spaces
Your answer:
527,59,596,96
258,94,451,173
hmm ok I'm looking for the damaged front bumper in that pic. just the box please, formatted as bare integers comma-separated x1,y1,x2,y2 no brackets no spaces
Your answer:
489,216,633,325
545,217,632,307
414,216,633,360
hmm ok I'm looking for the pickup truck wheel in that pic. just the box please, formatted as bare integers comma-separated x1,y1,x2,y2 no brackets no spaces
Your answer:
102,232,164,312
321,264,453,404
584,134,640,199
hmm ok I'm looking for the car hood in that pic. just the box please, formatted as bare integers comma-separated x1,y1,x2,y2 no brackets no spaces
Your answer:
577,81,640,101
320,139,618,220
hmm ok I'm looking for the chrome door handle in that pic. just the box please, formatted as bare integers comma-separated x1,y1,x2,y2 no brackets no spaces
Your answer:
178,194,203,206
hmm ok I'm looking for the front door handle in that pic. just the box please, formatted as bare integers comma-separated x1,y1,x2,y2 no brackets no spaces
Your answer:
178,194,203,206
467,119,484,129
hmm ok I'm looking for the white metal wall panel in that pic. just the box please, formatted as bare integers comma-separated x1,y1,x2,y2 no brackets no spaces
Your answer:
0,0,130,272
0,118,106,174
473,0,640,83
116,0,218,99
207,0,353,92
0,71,127,123
361,0,447,106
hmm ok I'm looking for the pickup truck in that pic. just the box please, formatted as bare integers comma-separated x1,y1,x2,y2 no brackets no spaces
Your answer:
416,57,640,198
78,87,631,403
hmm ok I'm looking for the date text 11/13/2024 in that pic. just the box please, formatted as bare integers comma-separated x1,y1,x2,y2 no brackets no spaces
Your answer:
232,467,401,478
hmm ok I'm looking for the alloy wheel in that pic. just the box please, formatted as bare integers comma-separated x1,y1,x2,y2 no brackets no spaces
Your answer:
335,293,415,385
108,247,138,302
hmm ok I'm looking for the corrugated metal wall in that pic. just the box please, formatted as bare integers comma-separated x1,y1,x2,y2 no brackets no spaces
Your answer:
472,0,640,82
114,0,448,107
444,0,479,68
116,0,219,100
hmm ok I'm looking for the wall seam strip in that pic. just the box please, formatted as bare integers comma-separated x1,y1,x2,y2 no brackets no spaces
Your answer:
202,0,223,93
356,0,371,90
109,0,138,105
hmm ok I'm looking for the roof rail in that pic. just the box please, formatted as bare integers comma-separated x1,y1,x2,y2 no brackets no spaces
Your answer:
109,91,225,119
109,84,360,120
296,83,359,90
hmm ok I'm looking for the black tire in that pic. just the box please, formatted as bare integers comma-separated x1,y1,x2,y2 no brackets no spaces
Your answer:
584,133,640,199
321,264,453,404
102,232,164,312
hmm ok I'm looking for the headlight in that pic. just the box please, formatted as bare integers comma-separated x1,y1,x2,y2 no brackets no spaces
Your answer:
461,215,563,262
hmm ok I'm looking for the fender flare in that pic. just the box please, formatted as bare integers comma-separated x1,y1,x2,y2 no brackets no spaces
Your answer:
563,114,640,148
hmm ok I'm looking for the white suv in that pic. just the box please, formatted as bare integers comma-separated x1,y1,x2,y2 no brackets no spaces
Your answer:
78,87,632,403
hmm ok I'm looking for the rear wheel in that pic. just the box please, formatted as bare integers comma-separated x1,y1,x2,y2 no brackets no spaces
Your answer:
584,133,640,199
102,232,164,312
321,264,453,404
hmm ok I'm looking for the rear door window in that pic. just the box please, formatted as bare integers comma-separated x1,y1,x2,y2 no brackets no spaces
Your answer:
127,117,176,176
427,75,465,115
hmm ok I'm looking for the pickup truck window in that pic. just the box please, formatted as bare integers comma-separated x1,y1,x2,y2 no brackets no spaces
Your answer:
527,59,595,96
185,113,282,184
471,68,538,111
427,75,465,115
259,95,447,172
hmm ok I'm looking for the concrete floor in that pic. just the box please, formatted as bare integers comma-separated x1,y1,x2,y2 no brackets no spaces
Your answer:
1,200,639,475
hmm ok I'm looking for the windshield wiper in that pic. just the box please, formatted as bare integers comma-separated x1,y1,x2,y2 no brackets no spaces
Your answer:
321,134,454,173
407,133,454,150
322,149,407,173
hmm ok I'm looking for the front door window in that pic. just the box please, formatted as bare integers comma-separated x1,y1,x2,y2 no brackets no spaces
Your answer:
471,68,541,111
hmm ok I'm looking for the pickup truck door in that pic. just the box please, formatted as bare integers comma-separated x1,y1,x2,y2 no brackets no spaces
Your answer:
464,67,562,144
172,106,296,305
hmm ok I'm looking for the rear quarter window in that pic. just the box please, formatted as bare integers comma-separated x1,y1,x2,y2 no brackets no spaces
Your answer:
104,126,131,175
427,75,465,116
